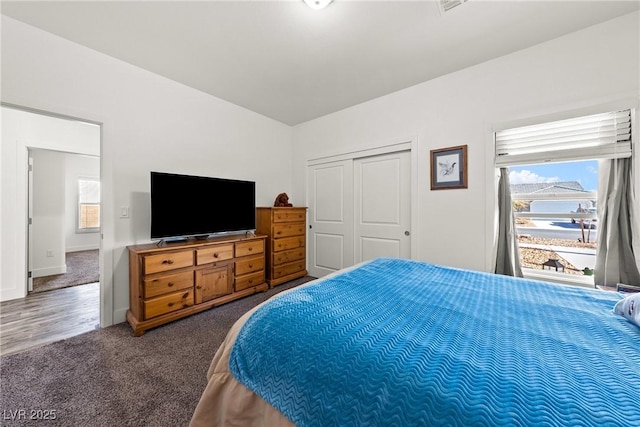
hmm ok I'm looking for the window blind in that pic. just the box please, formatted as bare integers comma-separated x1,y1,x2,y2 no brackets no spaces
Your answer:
79,179,100,204
495,109,632,166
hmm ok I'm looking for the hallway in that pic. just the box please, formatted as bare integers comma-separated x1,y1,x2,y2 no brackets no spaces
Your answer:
0,282,99,356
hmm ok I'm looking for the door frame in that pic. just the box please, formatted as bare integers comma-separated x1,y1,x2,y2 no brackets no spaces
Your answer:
306,137,419,275
2,102,111,327
27,154,34,293
27,148,101,288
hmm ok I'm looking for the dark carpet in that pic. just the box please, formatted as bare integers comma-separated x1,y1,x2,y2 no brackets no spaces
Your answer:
0,276,315,427
32,250,99,293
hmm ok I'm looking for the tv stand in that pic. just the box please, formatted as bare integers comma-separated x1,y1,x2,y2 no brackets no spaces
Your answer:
127,234,267,336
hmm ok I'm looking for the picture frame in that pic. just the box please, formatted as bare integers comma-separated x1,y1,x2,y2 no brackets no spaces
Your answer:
430,145,467,190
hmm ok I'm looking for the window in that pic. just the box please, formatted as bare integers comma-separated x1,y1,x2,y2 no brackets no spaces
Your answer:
78,178,100,232
496,109,632,284
509,160,598,281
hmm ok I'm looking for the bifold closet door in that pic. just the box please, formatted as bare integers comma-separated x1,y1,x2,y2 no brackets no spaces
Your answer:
354,151,411,263
307,160,354,278
308,150,411,278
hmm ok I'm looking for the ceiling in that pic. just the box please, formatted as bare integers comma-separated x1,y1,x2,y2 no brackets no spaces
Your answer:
2,1,638,125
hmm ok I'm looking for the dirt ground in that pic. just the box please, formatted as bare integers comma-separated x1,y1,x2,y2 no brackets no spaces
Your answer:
518,235,596,275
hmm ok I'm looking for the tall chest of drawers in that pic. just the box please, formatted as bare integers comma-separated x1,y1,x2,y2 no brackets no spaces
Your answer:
256,207,308,287
127,234,267,336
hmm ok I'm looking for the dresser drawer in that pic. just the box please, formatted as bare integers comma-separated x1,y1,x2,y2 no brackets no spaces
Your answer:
273,209,306,223
235,255,265,276
273,247,305,266
273,260,306,279
143,289,194,319
273,236,305,252
144,250,193,275
236,239,264,257
273,223,305,238
196,244,234,265
143,271,194,299
235,271,265,292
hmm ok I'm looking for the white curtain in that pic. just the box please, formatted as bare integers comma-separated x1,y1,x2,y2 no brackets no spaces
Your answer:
495,168,523,277
595,158,640,286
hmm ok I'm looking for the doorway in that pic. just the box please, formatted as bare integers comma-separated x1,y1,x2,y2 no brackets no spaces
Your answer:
0,104,102,354
307,147,413,278
28,149,100,294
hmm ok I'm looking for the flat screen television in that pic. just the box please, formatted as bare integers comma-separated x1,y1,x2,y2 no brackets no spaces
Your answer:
150,171,256,240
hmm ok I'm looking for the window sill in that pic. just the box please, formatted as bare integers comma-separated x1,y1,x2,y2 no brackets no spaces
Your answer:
523,268,595,289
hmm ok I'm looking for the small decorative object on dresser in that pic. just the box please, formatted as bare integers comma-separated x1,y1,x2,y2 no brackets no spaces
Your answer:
256,207,308,287
127,234,267,336
273,192,293,207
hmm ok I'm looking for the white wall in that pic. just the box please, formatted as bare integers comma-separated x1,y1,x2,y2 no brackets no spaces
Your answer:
1,16,294,325
3,11,639,325
292,12,640,273
64,153,100,253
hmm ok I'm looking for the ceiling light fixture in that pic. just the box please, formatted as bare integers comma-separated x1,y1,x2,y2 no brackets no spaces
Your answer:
303,0,333,10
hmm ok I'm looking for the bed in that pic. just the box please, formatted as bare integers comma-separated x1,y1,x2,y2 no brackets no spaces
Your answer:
190,258,640,426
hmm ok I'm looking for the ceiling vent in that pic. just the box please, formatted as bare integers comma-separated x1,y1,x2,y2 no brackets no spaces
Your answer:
439,0,469,13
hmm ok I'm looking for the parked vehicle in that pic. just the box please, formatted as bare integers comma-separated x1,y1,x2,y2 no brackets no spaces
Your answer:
571,207,597,229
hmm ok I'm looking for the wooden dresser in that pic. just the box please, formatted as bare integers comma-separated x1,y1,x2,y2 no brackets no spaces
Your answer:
127,234,267,336
256,207,308,287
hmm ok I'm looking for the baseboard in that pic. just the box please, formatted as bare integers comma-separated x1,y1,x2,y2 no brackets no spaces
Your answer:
113,307,129,325
0,286,27,301
66,245,99,253
32,264,67,278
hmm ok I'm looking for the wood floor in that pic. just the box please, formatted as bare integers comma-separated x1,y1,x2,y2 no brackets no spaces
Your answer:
0,282,100,356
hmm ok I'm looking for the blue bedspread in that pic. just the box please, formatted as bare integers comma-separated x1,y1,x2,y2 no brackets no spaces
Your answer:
229,258,640,426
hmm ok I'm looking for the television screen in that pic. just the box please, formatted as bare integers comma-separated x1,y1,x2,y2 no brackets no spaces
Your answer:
150,172,255,239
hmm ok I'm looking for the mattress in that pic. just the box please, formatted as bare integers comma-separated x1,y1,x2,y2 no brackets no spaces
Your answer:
190,258,640,426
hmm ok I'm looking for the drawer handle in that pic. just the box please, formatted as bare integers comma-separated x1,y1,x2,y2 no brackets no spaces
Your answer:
213,253,219,258
248,264,253,268
167,282,174,287
168,302,175,307
248,279,254,284
182,292,189,299
248,247,253,251
162,259,174,265
276,231,282,235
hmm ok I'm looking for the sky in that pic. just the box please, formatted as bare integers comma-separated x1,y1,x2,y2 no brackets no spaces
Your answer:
509,160,598,192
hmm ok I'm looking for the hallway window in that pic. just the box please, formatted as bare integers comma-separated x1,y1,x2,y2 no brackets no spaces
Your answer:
78,178,100,231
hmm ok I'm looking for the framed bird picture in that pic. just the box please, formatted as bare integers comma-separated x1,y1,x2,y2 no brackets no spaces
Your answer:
430,145,467,190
